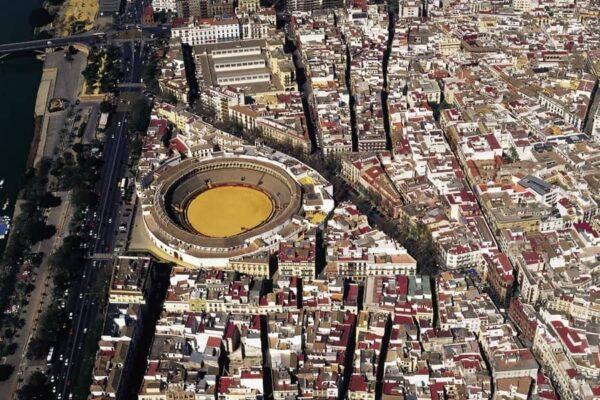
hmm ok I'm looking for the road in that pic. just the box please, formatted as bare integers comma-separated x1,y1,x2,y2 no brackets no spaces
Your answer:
0,32,105,54
52,39,145,399
51,1,151,395
0,26,169,54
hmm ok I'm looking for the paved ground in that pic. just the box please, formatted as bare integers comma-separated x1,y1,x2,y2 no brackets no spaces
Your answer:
42,49,87,159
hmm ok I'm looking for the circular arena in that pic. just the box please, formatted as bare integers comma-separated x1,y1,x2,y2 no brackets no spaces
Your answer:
144,156,303,266
186,185,274,238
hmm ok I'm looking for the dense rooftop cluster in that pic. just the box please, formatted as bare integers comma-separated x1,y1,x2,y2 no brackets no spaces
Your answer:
132,202,419,399
335,0,600,398
294,12,354,154
101,0,600,398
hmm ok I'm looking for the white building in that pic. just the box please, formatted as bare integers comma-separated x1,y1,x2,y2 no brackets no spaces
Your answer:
513,0,537,12
398,0,421,18
152,0,177,12
172,18,241,46
592,107,600,142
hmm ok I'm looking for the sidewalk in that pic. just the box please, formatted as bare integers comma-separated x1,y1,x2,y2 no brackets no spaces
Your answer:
0,193,72,397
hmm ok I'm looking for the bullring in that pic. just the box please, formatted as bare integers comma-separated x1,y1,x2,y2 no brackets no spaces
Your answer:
142,155,304,266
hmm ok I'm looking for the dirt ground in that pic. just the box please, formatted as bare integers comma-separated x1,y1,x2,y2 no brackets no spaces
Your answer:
186,186,273,238
55,0,98,37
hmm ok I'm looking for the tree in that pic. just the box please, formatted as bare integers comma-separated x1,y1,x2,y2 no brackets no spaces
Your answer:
47,0,65,5
29,8,53,28
99,73,114,93
24,220,56,244
65,45,78,62
128,98,151,132
0,364,14,381
39,192,61,208
508,146,519,163
82,61,100,87
162,92,178,104
100,100,113,113
154,10,168,24
72,185,98,208
33,30,52,40
72,143,85,154
50,235,86,283
18,372,53,400
28,303,67,359
26,339,48,360
106,45,121,60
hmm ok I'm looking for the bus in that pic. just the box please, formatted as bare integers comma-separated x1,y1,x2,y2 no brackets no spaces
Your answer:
46,346,54,364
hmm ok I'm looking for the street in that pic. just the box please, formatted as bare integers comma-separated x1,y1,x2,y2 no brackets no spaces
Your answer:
50,2,150,397
54,39,145,399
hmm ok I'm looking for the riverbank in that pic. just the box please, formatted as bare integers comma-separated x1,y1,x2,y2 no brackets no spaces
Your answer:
0,0,44,257
26,117,44,169
30,66,57,168
0,57,61,324
4,62,59,260
3,46,89,263
0,45,90,395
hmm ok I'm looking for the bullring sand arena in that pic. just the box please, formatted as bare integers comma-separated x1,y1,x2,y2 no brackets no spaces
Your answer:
185,185,274,238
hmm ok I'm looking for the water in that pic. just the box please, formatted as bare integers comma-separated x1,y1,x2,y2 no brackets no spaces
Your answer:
0,0,44,254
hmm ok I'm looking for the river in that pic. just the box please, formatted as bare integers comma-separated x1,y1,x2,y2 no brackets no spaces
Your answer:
0,0,43,255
